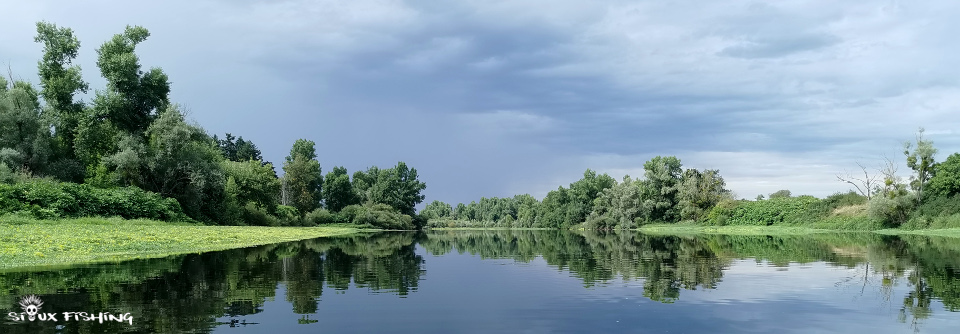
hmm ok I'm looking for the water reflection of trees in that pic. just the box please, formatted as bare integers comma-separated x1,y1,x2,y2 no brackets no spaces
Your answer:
422,230,960,321
2,230,960,333
0,232,424,334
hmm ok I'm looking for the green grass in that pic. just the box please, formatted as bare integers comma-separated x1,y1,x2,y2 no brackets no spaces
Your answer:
636,224,836,236
0,216,364,270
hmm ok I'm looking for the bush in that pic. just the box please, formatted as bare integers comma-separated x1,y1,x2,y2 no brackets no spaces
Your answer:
274,205,302,226
902,213,960,230
713,196,819,226
0,179,186,221
867,195,915,228
304,208,340,225
337,203,415,229
241,202,281,226
912,195,960,218
786,191,867,224
0,162,13,184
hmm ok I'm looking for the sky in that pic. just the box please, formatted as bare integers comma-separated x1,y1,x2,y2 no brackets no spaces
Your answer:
2,0,959,205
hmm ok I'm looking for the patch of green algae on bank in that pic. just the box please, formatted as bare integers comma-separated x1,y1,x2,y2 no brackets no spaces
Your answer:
0,216,362,270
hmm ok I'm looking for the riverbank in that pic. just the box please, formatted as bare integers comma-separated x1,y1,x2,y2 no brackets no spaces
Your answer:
433,224,960,237
636,224,960,237
0,216,366,270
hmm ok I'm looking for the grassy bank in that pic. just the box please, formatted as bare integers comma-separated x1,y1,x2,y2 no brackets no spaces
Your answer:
636,223,960,238
0,216,364,270
635,224,837,236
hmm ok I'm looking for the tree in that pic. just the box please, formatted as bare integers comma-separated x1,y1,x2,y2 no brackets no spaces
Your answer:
836,161,880,200
677,169,730,221
322,166,358,212
537,187,570,228
769,189,791,199
903,128,937,205
879,156,909,199
420,200,453,221
282,139,322,215
568,169,616,226
926,153,960,199
514,194,539,227
222,159,281,211
215,133,265,164
640,156,683,223
367,162,426,216
587,175,642,229
103,105,226,222
34,21,89,164
93,25,170,134
0,78,52,174
352,166,379,204
287,139,317,162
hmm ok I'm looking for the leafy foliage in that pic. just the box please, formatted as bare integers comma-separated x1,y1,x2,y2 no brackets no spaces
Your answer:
322,166,359,212
0,179,184,221
640,156,683,222
282,139,322,215
708,196,819,226
93,25,170,134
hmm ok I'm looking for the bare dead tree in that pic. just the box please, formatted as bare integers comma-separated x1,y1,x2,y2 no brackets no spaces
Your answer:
837,161,880,200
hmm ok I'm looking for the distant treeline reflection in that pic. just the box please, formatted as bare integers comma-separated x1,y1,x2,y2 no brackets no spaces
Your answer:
423,230,960,326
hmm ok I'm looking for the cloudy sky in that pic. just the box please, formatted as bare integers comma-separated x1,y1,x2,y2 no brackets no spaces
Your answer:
2,0,959,204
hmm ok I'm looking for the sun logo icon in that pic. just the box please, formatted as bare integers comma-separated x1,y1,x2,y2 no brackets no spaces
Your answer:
18,295,43,321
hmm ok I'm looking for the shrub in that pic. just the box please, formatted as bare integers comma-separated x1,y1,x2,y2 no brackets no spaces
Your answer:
0,179,186,221
241,202,281,226
304,208,339,225
0,162,13,184
706,199,740,225
718,196,819,226
911,195,960,218
786,191,867,224
274,205,302,226
867,195,915,228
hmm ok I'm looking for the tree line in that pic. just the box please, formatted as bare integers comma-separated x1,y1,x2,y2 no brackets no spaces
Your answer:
0,22,426,228
425,129,960,230
423,156,732,229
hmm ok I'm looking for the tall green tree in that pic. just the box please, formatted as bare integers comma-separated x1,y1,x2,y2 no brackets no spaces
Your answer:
676,169,730,221
568,169,616,226
0,78,51,174
926,153,960,199
367,162,426,216
222,159,281,211
93,25,170,134
514,194,539,227
322,166,358,212
34,22,89,165
537,187,570,228
282,139,322,214
587,175,643,228
420,200,453,221
352,166,379,203
215,133,263,162
640,156,683,223
103,105,226,222
904,128,937,204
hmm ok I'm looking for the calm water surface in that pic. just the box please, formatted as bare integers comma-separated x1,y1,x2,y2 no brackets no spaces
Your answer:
2,230,960,333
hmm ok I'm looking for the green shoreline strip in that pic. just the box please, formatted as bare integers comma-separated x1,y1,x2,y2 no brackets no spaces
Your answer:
0,217,364,271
